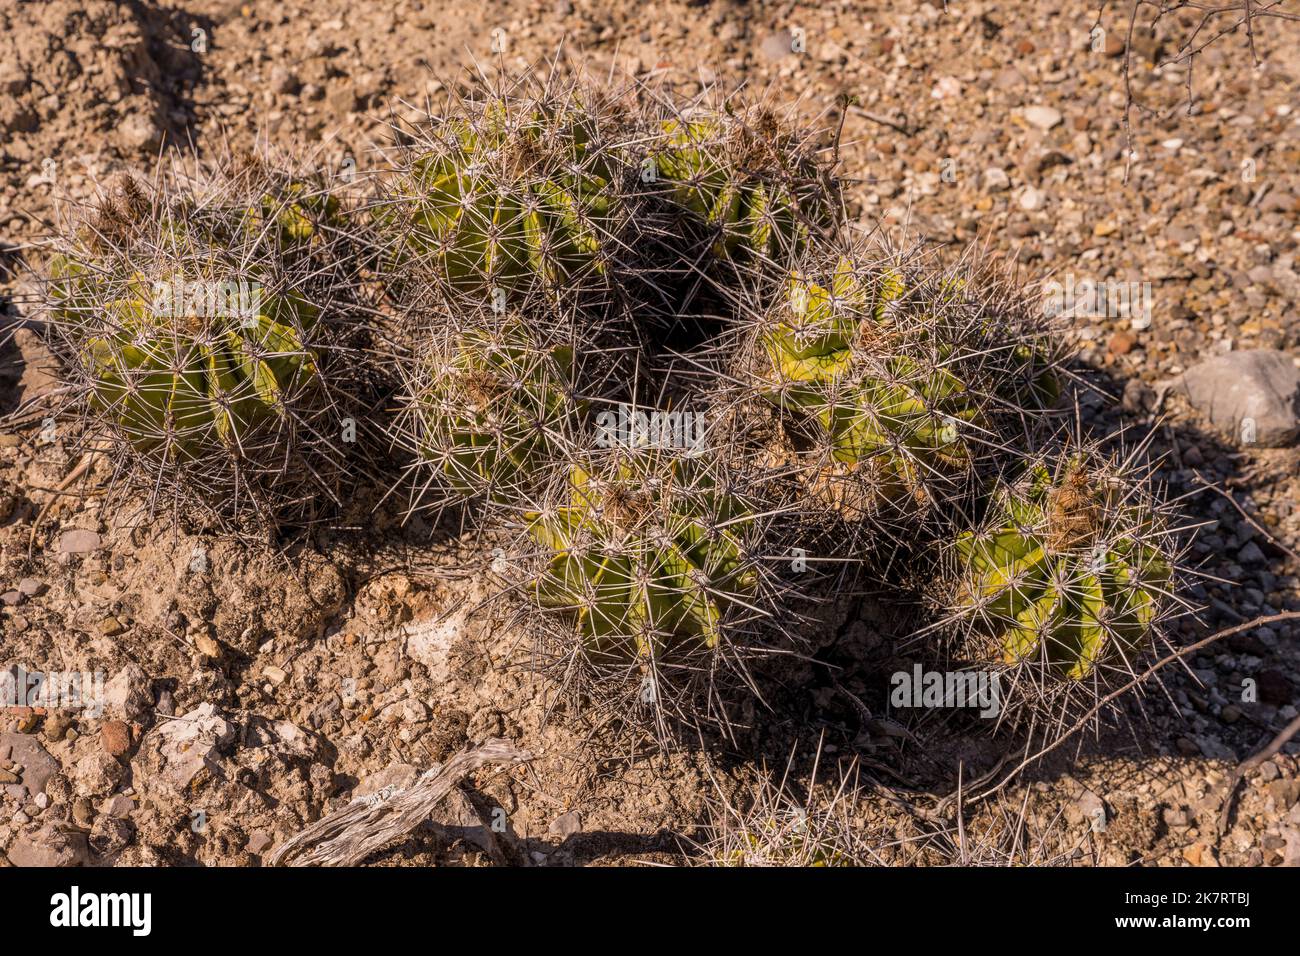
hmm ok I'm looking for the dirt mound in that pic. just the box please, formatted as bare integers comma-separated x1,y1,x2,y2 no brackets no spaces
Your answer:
0,0,203,173
0,1,208,353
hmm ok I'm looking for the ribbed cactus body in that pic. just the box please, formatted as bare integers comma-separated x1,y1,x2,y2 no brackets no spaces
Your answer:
243,178,343,250
650,112,832,263
44,164,367,531
382,98,618,296
753,262,986,515
399,313,581,504
953,458,1171,680
526,452,759,660
71,275,322,462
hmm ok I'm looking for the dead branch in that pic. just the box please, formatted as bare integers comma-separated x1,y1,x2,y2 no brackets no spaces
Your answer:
1112,0,1299,181
1217,709,1300,834
267,738,533,867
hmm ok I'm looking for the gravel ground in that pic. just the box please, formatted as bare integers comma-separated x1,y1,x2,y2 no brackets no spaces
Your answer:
0,0,1297,867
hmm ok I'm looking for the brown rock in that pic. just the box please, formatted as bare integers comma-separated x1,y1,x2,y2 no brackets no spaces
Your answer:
6,824,92,867
1108,331,1138,355
100,720,131,759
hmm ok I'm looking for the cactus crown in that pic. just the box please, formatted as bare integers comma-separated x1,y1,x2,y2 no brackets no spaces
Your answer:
378,76,635,301
524,447,764,661
950,446,1176,683
648,100,837,264
713,245,1066,534
394,302,588,509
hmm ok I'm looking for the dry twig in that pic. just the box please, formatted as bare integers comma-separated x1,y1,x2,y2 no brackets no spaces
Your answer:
268,739,533,867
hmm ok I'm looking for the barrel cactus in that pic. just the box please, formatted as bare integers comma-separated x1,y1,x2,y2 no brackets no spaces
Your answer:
943,444,1179,728
646,103,837,266
523,448,767,662
719,248,1062,530
392,303,592,510
43,172,368,532
375,78,635,303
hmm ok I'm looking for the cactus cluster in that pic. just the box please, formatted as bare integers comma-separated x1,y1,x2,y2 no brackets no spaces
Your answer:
39,62,1184,748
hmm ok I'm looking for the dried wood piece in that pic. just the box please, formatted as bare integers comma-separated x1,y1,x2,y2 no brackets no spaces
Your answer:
267,738,533,867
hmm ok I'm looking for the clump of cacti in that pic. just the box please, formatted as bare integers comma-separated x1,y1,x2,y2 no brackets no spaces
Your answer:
43,164,370,533
36,61,1189,760
940,441,1181,732
645,98,838,268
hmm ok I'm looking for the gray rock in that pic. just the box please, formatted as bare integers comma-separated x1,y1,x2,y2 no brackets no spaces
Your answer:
246,830,273,855
354,761,419,800
0,732,58,802
548,811,582,839
72,751,125,798
100,793,134,819
1238,541,1266,564
759,30,797,61
57,529,101,554
1195,735,1237,762
982,167,1011,192
1077,789,1107,831
1180,350,1300,447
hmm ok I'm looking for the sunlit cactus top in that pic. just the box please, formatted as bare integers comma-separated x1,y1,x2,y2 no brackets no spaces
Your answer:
648,103,838,264
377,79,634,300
951,445,1177,681
524,448,765,660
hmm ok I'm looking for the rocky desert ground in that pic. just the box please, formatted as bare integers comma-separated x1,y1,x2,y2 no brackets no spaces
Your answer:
0,0,1298,869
